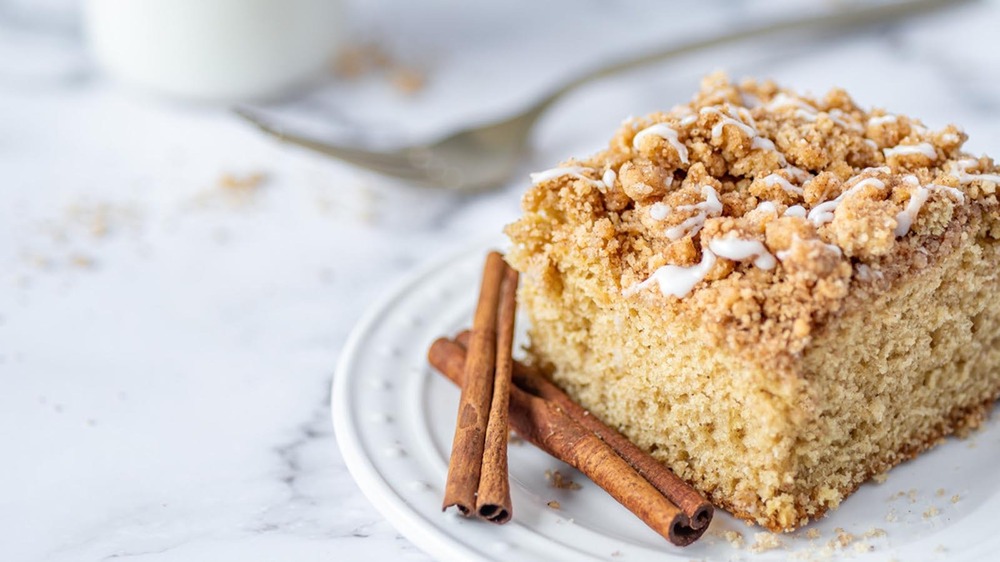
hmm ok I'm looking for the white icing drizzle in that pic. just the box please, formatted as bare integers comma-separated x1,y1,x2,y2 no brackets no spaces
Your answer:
670,105,692,116
867,114,897,126
754,201,778,215
855,263,883,283
894,175,966,237
883,142,937,160
670,106,698,127
530,166,603,187
624,249,717,299
649,202,671,221
785,166,812,182
775,236,842,262
928,184,966,202
807,176,887,226
665,215,706,240
795,109,817,122
765,93,816,113
806,201,840,226
785,104,859,130
736,106,757,124
763,173,803,195
864,139,879,150
828,109,862,131
663,185,723,240
783,205,807,218
700,106,756,139
751,136,777,151
941,132,960,145
708,237,776,270
530,166,619,192
632,123,689,164
602,169,617,190
741,92,763,109
894,182,931,237
700,105,787,163
949,158,1000,185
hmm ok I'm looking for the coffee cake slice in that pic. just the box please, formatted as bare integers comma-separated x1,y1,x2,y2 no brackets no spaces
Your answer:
505,73,1000,532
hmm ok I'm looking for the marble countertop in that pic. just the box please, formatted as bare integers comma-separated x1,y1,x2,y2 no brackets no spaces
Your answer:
2,1,999,560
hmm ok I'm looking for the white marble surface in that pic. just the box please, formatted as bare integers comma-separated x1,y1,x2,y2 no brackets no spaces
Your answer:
1,1,999,560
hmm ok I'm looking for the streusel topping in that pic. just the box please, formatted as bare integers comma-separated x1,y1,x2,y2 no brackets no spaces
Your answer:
507,73,1000,358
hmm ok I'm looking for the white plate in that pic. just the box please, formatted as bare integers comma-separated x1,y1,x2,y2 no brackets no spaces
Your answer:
332,240,1000,561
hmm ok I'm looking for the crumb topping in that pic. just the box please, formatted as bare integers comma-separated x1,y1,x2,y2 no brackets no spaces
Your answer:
507,72,1000,360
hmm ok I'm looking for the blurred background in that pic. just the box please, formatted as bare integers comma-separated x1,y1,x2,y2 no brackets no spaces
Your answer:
1,0,998,560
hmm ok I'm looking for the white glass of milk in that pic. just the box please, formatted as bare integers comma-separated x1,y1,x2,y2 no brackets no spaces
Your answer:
83,0,344,102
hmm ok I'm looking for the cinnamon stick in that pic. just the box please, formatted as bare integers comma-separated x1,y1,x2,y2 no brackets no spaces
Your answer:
442,252,506,516
429,337,711,546
455,331,713,530
475,266,518,523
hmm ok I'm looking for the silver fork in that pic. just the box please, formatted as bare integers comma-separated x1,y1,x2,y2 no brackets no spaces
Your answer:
237,0,964,191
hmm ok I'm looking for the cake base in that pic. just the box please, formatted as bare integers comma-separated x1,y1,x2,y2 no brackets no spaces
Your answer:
505,73,1000,532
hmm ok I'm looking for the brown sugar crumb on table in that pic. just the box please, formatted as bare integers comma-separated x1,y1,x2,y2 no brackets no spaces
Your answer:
545,469,582,490
505,72,1000,532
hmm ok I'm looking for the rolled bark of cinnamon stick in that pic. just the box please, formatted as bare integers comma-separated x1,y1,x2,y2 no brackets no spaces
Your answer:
456,330,713,530
429,337,711,546
441,252,506,516
475,266,518,524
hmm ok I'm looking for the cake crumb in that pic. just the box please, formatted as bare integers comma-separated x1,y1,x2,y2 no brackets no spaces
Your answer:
829,528,855,549
723,530,744,548
863,527,887,538
935,488,946,497
23,252,52,270
907,489,919,503
332,39,428,95
873,473,889,484
64,199,140,239
69,254,95,269
805,528,821,540
923,505,940,518
950,494,961,504
545,470,582,490
547,500,561,509
749,532,782,553
885,508,898,522
390,67,426,96
218,172,267,197
853,541,874,553
332,42,392,78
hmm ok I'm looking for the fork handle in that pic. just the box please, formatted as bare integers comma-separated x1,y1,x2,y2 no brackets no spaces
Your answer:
533,0,968,115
